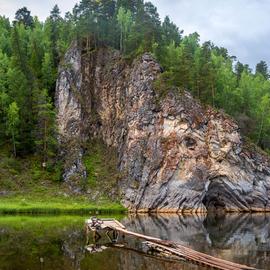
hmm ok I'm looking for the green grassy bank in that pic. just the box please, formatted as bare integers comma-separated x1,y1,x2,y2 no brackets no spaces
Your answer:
0,194,125,214
0,142,126,214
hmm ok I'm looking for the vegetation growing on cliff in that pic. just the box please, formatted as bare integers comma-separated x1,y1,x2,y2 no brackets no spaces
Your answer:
0,139,124,213
0,0,269,163
83,140,123,199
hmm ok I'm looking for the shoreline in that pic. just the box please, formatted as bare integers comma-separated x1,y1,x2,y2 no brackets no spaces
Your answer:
0,194,126,214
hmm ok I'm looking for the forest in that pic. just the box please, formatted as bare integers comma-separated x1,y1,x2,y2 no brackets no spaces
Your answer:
0,0,269,167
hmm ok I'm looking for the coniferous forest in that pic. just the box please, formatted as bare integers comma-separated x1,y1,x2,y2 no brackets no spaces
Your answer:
0,0,270,166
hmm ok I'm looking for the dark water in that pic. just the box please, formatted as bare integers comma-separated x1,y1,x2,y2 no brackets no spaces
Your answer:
0,213,269,270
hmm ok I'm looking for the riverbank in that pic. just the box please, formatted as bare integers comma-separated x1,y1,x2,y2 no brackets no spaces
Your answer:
0,193,125,214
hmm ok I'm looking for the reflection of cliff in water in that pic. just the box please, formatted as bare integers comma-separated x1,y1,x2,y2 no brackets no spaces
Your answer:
1,214,270,270
115,248,205,270
204,213,270,268
122,213,270,269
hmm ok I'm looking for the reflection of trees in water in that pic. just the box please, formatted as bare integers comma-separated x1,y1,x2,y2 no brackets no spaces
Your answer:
83,246,203,270
1,214,270,270
62,230,86,270
0,224,86,270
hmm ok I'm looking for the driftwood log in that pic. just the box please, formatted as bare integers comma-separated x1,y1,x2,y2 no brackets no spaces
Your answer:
85,217,256,270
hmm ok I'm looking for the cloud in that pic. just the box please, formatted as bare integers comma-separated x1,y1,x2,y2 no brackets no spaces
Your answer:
0,0,78,21
0,0,269,69
151,0,270,69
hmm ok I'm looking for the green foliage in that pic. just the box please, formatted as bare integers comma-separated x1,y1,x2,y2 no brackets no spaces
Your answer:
0,145,126,213
0,16,11,54
0,0,270,162
48,5,62,66
83,140,123,198
6,102,20,156
14,6,34,28
162,16,182,46
255,93,270,147
154,31,270,151
256,60,269,80
0,7,64,156
41,52,55,92
117,7,133,53
35,88,57,164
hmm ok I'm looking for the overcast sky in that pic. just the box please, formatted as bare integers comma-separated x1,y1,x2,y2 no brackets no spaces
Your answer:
1,0,269,70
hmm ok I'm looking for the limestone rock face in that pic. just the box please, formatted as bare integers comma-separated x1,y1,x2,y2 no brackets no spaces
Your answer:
55,42,86,184
55,43,270,212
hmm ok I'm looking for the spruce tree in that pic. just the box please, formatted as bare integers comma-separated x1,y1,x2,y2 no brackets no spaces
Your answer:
14,7,34,28
35,89,57,166
6,102,20,157
256,60,269,80
49,5,62,66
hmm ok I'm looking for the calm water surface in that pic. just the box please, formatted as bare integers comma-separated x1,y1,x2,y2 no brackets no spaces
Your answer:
0,213,269,270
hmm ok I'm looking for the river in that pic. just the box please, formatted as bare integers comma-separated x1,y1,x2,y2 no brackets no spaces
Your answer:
0,213,269,269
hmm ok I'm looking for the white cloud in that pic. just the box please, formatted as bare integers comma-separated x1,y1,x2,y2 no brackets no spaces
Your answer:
1,0,269,69
151,0,270,69
0,0,78,21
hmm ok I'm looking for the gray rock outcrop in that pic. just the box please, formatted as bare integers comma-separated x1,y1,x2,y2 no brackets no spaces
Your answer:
55,42,270,213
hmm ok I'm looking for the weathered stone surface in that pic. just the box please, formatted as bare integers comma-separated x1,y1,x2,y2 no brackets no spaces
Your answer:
55,43,270,212
55,42,86,184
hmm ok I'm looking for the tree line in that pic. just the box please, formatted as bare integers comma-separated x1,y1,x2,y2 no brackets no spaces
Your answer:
0,0,269,167
0,6,64,164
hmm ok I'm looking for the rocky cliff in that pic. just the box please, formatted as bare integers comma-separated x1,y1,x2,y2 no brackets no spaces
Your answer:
55,42,270,213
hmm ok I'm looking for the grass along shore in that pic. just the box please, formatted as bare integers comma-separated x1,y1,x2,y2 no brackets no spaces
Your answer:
0,143,125,214
0,193,125,214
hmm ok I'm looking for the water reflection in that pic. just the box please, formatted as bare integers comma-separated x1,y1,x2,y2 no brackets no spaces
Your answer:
0,214,269,270
122,213,270,269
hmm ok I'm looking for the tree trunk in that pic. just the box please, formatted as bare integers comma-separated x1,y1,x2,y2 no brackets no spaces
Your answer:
12,130,16,158
43,120,47,165
257,112,265,145
120,29,123,52
211,83,215,107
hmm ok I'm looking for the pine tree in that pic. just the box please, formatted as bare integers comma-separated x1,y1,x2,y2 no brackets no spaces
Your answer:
126,1,161,55
29,18,46,79
7,67,34,154
0,51,10,140
41,52,55,95
14,7,34,28
196,41,214,103
235,61,244,84
57,12,76,57
256,60,269,80
48,5,62,66
256,94,270,146
11,24,29,78
0,16,12,55
35,89,57,166
117,7,133,53
6,102,20,157
162,16,182,46
116,0,141,13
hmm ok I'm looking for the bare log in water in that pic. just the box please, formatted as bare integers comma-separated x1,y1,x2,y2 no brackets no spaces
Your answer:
85,218,256,270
